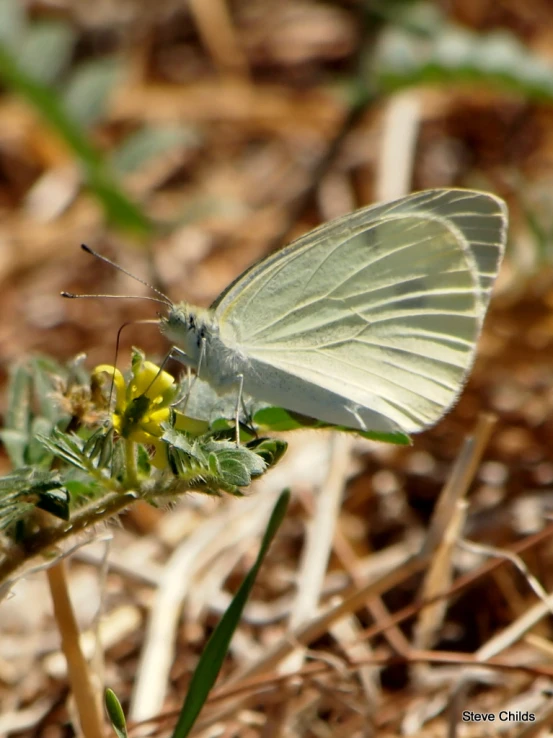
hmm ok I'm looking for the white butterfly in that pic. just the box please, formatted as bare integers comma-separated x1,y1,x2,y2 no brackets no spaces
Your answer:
160,188,507,438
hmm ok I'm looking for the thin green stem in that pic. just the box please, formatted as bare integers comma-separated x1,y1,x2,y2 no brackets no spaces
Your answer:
124,439,138,486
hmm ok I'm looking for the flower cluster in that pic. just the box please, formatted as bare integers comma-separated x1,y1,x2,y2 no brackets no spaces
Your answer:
92,355,176,469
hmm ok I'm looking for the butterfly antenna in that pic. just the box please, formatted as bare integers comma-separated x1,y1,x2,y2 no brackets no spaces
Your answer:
61,291,171,307
68,244,173,307
106,319,161,408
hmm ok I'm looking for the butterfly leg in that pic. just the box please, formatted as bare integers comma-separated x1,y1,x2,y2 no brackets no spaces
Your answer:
169,339,206,413
234,374,244,446
167,347,193,411
240,394,257,439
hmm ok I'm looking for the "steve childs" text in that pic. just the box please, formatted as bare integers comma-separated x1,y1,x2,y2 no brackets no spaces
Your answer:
462,711,535,722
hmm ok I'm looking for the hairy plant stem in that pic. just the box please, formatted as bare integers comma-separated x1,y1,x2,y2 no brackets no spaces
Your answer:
0,490,138,588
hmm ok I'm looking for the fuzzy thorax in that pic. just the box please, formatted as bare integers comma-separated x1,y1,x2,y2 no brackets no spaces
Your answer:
159,303,245,392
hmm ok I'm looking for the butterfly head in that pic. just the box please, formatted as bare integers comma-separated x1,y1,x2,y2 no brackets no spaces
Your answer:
160,303,215,360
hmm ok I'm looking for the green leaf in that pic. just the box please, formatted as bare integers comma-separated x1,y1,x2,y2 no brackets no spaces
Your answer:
0,430,29,470
246,437,288,468
35,484,70,521
0,355,101,468
136,444,151,476
110,438,127,481
37,428,96,474
210,449,250,487
83,427,115,469
111,125,200,174
104,688,128,738
64,478,101,502
27,416,56,465
206,443,266,487
252,406,411,445
19,21,74,84
207,450,221,478
161,427,208,465
1,362,34,467
372,12,553,100
0,0,25,47
161,432,270,496
0,41,152,235
0,467,68,531
5,363,32,431
64,57,123,127
171,490,290,737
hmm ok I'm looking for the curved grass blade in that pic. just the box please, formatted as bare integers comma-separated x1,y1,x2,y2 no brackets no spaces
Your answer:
171,489,290,738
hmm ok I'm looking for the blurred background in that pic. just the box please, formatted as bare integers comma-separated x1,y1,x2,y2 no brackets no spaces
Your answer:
1,0,553,735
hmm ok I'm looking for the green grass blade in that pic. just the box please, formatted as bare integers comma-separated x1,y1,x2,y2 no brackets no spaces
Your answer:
0,41,151,234
171,490,290,738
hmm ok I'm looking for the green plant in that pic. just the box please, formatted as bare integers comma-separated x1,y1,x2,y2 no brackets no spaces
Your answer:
0,348,290,735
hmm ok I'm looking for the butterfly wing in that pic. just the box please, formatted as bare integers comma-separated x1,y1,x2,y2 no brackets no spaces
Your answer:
211,189,507,434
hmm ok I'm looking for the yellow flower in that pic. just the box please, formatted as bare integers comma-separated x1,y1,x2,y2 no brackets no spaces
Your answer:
92,357,176,469
92,351,213,473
